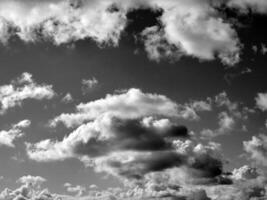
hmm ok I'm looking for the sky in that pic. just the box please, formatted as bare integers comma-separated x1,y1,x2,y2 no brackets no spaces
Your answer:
0,0,267,200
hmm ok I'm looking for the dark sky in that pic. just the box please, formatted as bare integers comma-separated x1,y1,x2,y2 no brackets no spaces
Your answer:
0,1,267,200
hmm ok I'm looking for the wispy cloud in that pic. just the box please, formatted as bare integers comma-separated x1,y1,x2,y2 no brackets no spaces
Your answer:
0,72,56,114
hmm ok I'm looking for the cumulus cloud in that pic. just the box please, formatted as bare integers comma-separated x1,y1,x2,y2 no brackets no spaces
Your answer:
61,93,73,104
27,116,189,162
244,134,267,166
17,175,46,188
81,77,99,95
0,0,244,65
0,119,31,147
232,165,261,181
64,183,86,197
0,72,55,114
0,0,127,46
200,91,253,139
50,88,206,128
256,93,267,111
23,87,266,200
201,111,235,139
25,87,232,190
204,165,267,200
141,0,241,66
0,182,60,200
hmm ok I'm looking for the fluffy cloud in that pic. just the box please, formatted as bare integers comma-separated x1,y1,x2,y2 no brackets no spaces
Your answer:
141,0,241,66
200,92,253,139
201,112,235,139
26,88,230,189
256,93,267,111
0,119,31,147
232,165,260,181
81,77,99,95
50,88,205,128
24,87,266,200
244,134,267,166
204,165,267,200
17,175,46,188
27,115,189,162
64,183,86,197
0,72,55,114
61,93,73,104
0,184,60,200
0,0,243,65
0,0,127,46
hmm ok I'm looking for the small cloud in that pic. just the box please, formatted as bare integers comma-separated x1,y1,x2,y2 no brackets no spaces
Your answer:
81,77,99,95
0,72,56,114
255,93,267,111
17,175,46,187
0,119,31,148
64,182,86,197
61,93,73,104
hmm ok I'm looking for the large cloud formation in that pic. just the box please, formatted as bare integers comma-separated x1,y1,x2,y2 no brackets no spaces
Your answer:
23,87,267,199
26,88,231,200
0,0,258,65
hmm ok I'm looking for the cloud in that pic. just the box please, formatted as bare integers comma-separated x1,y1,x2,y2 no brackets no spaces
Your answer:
256,93,267,111
24,88,267,200
0,72,55,114
228,0,267,14
204,165,267,200
50,88,204,128
0,119,31,148
141,0,241,66
64,183,86,197
61,93,73,104
26,87,231,189
0,0,127,46
200,91,253,139
243,134,267,166
81,77,99,95
27,115,189,162
201,111,235,139
0,183,60,200
17,175,46,188
232,165,260,181
0,0,243,65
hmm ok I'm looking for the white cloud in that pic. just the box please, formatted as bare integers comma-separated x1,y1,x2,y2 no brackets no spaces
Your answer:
0,72,56,114
13,119,31,129
50,88,197,128
61,93,73,104
0,182,60,200
0,119,31,148
81,77,98,95
64,183,86,197
232,165,260,181
141,0,241,66
0,0,243,65
256,93,267,111
17,175,46,187
244,134,267,166
0,0,127,46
